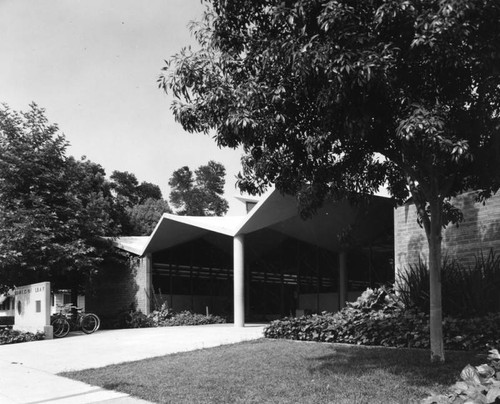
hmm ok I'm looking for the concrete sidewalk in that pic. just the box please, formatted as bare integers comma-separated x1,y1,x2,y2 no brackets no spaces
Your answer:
0,324,265,403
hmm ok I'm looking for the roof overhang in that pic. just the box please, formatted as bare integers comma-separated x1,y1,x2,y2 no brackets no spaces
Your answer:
112,189,393,256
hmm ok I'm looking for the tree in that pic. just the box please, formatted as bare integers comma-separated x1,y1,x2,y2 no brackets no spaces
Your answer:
168,161,229,216
137,182,163,203
110,171,163,206
110,171,140,206
0,103,121,292
110,170,166,235
160,1,500,361
128,198,172,235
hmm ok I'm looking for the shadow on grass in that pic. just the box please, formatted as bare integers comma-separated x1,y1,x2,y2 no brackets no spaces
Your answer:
307,343,486,387
61,339,487,403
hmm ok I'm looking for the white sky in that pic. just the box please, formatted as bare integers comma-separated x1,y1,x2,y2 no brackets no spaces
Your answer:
0,0,246,215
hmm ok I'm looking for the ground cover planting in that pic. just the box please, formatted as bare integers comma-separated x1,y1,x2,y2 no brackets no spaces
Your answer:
422,348,500,404
0,328,44,345
62,338,482,403
265,285,500,352
122,304,226,328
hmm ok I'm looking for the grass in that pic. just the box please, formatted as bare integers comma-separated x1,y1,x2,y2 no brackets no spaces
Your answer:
61,339,484,404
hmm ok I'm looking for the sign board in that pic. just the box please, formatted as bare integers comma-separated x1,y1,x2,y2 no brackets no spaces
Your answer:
14,281,53,338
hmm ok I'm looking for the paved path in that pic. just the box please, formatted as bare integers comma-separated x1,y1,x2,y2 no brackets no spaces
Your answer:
0,324,265,403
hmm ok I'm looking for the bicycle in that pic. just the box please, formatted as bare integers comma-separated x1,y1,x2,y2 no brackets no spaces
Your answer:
51,304,101,338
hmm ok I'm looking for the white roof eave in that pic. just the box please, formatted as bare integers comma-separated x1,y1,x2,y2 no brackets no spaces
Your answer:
111,236,150,256
161,213,246,237
115,188,297,256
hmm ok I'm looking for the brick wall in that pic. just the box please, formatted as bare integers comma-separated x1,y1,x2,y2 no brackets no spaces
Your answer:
395,191,500,273
85,254,140,327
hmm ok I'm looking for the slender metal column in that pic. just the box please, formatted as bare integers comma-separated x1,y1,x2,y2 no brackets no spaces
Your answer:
233,234,245,327
339,251,347,310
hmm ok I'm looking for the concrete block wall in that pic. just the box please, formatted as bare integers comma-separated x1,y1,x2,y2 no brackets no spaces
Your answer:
85,255,139,324
395,191,500,273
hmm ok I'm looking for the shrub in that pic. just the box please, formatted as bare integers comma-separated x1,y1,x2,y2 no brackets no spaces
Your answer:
124,310,155,328
398,250,500,317
422,348,500,404
0,328,45,345
154,310,226,327
122,304,227,328
264,285,500,351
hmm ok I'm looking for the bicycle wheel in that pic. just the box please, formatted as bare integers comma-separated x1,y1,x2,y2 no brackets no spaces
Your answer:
52,317,70,338
81,313,99,334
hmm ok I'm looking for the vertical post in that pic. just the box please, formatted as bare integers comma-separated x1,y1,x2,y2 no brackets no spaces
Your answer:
169,263,173,309
296,241,301,314
209,265,213,311
190,245,194,311
190,266,194,311
280,253,284,317
316,247,320,313
233,234,245,327
245,263,251,320
339,251,347,310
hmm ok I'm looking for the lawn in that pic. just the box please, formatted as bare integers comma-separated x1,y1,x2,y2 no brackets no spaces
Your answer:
61,339,483,404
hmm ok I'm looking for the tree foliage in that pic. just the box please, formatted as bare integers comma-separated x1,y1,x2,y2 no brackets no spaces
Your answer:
128,198,172,235
110,170,163,206
161,0,500,361
168,160,229,216
0,103,121,290
109,170,169,235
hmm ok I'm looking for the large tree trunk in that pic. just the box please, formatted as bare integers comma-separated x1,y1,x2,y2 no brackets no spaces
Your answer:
427,199,445,362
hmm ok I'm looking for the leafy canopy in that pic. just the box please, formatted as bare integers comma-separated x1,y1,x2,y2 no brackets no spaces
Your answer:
161,0,500,218
128,198,172,236
161,0,500,362
109,170,170,236
110,170,163,206
0,103,121,289
168,160,229,216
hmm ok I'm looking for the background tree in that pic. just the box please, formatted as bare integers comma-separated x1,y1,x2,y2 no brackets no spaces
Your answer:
169,160,229,216
110,171,162,205
110,171,140,206
0,103,121,293
128,198,172,235
136,181,163,203
110,170,168,235
160,0,500,362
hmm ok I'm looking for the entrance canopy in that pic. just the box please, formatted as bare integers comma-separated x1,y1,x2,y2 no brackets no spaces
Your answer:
114,189,393,257
113,189,393,325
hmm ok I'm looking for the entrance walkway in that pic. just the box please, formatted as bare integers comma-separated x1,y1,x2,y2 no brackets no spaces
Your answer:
0,324,265,403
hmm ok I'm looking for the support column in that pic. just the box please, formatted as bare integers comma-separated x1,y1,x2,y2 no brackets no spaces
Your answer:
339,251,347,310
233,234,245,327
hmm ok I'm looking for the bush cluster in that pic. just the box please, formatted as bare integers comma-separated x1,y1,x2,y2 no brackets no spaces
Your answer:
422,349,500,404
0,328,45,345
153,310,226,327
122,304,226,328
398,250,500,317
123,310,155,328
264,286,500,351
